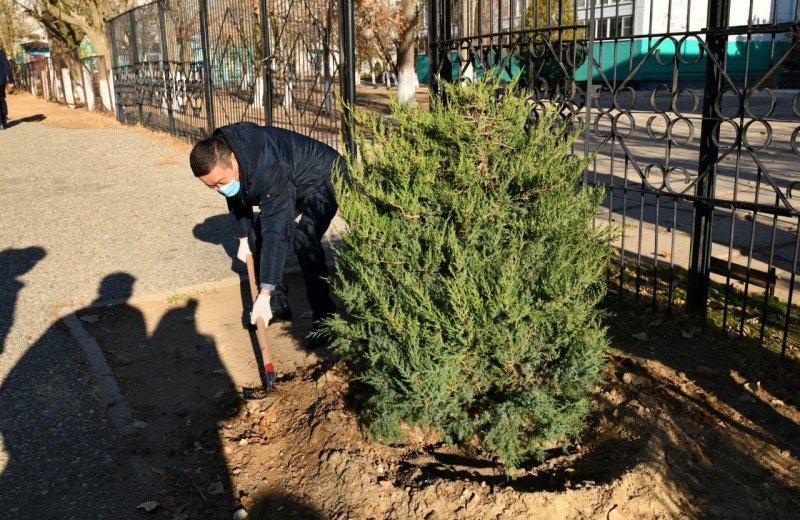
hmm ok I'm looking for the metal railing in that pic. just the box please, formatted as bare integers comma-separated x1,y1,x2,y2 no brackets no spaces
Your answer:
107,0,356,153
429,0,800,356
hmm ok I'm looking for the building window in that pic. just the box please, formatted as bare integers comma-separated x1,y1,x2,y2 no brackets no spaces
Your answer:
594,15,632,39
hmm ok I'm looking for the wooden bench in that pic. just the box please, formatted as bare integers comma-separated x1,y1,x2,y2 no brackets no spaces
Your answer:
709,256,777,298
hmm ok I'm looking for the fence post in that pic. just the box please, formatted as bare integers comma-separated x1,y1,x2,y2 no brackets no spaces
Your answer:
259,0,273,125
428,0,452,97
198,0,216,135
157,0,177,135
128,11,145,124
427,0,438,94
687,0,730,317
440,0,452,85
582,0,597,187
338,0,357,158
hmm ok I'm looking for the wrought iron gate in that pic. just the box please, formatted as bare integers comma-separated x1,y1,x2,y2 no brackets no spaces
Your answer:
108,0,355,151
429,0,800,356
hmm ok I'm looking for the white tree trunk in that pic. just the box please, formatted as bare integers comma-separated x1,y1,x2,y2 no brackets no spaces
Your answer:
396,0,418,105
397,70,418,104
61,68,76,108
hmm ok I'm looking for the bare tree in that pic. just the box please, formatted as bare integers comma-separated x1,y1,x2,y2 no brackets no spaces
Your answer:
355,0,401,76
15,0,136,67
0,0,19,59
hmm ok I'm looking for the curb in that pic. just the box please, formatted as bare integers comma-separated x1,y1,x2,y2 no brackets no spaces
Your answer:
62,313,137,436
59,243,339,437
57,274,249,437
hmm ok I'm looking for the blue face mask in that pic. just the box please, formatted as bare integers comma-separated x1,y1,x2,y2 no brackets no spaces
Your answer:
216,179,241,197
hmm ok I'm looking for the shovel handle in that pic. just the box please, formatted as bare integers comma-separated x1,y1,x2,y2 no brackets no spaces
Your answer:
245,254,275,383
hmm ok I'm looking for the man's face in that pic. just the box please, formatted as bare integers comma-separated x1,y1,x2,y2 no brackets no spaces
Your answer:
198,153,240,191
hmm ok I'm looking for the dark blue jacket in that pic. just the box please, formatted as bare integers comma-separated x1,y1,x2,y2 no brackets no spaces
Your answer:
214,122,342,285
0,49,13,85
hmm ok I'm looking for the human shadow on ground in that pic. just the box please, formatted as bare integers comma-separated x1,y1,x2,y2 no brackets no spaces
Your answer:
75,275,244,518
192,214,243,276
193,214,330,371
0,272,147,517
0,246,46,355
192,214,261,340
6,114,46,128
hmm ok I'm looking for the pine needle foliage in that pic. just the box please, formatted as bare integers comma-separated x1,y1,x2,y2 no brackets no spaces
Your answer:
326,77,611,472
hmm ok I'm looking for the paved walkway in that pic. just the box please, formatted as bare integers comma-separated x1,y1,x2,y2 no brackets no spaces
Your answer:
0,94,244,518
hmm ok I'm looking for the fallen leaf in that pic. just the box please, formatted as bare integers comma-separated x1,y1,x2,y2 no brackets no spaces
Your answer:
681,330,693,339
632,332,648,342
137,501,160,512
151,467,166,475
80,315,99,323
132,420,149,429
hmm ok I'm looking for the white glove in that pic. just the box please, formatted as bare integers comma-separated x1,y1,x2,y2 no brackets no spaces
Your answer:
251,293,272,325
237,237,251,263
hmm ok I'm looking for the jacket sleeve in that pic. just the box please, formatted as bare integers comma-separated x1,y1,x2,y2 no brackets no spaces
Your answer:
226,194,254,238
257,162,296,285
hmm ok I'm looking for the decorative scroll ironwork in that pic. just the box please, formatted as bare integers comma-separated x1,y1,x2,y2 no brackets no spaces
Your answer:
430,0,800,355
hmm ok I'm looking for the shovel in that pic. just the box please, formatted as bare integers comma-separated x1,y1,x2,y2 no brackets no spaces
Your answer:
245,253,276,391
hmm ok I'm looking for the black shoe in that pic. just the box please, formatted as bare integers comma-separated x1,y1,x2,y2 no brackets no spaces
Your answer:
270,305,292,323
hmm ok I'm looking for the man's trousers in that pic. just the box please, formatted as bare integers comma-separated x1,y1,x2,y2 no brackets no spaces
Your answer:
252,178,338,322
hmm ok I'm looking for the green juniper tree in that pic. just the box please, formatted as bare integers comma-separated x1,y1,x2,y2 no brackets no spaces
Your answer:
326,77,610,472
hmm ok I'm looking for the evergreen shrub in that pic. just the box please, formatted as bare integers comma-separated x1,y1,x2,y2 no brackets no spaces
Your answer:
326,77,611,472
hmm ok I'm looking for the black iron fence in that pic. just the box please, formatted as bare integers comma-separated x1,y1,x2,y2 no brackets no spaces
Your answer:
107,0,356,152
429,0,800,357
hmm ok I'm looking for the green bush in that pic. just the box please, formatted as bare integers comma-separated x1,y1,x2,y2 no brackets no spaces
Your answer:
326,77,611,472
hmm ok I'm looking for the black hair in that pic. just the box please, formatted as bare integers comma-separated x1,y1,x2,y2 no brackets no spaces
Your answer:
189,135,233,176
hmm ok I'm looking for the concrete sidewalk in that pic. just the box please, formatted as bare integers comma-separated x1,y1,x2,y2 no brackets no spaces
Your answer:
0,94,341,517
